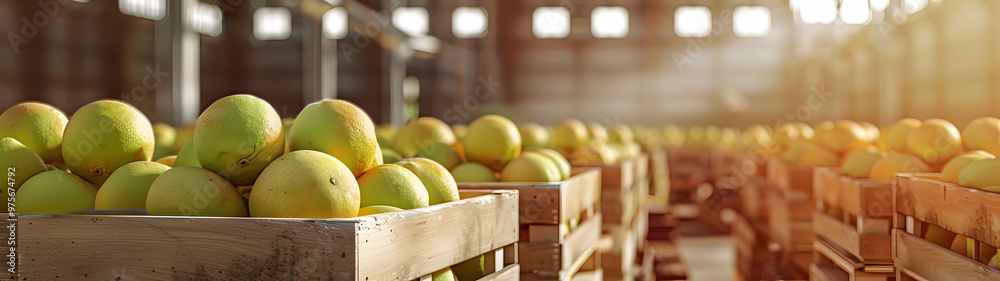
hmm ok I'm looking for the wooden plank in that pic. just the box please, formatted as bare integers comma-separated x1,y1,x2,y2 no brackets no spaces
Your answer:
519,214,601,279
458,168,601,228
894,173,1000,247
768,158,817,194
814,212,892,264
19,190,518,281
810,264,849,281
477,264,520,281
893,230,1000,281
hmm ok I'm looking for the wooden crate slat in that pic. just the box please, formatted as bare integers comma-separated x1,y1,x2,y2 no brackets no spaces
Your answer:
519,215,600,280
894,173,1000,247
814,212,893,264
458,168,601,227
19,190,518,281
893,230,1000,281
768,158,816,194
477,264,520,281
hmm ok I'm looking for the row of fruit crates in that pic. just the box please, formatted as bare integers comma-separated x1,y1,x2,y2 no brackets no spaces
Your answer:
16,189,519,280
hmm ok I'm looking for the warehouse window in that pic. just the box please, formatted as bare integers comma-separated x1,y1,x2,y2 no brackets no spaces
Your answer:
253,7,292,41
323,7,348,39
533,7,571,39
799,0,836,24
591,6,629,38
674,6,711,38
393,7,429,37
187,2,223,37
839,0,871,25
903,0,929,14
870,0,890,11
453,7,488,38
119,0,166,21
733,6,770,37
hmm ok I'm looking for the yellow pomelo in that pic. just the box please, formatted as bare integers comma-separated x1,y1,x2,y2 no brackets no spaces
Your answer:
396,158,460,205
174,139,200,167
821,120,867,153
553,119,589,149
155,155,176,167
453,255,486,281
859,121,880,142
940,151,994,184
685,126,706,147
812,121,834,146
393,117,455,157
796,123,814,140
532,148,571,180
415,142,462,170
432,267,457,281
662,125,685,147
586,122,609,143
151,123,176,160
0,137,47,197
170,122,196,154
703,126,721,146
519,122,549,150
357,164,429,209
451,162,498,182
464,115,521,171
869,153,930,180
282,117,294,153
62,100,154,185
924,224,957,248
44,164,59,171
773,123,800,151
950,234,969,256
146,166,248,217
15,170,96,214
0,102,67,164
718,127,740,149
962,117,1000,156
357,205,405,216
781,140,813,163
907,118,962,167
875,126,891,152
991,253,1000,269
195,94,285,186
500,152,562,182
958,159,1000,189
797,146,839,166
382,148,403,165
289,99,381,177
841,151,886,179
250,150,360,218
887,118,921,153
609,124,636,145
95,161,170,210
451,125,468,140
375,124,398,150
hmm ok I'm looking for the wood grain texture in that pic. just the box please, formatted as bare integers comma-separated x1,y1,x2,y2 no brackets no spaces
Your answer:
458,168,601,228
814,212,892,264
477,264,520,281
893,230,1000,281
814,168,893,219
19,190,519,281
894,173,1000,247
519,214,601,280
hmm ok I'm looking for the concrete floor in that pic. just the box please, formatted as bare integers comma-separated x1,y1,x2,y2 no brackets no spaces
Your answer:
676,236,736,281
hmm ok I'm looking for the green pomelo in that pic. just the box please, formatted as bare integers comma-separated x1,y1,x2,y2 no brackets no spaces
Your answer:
151,123,176,160
396,158,460,205
451,162,497,183
95,161,170,210
250,150,360,218
0,102,68,165
500,152,562,182
195,94,284,186
415,141,463,170
0,137,48,198
357,205,405,216
174,140,200,167
62,100,154,185
531,148,571,180
464,115,522,171
145,166,248,217
15,170,97,214
393,117,455,157
356,164,429,210
288,100,381,177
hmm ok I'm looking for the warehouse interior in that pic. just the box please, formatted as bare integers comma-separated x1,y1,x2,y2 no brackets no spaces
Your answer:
4,0,1000,281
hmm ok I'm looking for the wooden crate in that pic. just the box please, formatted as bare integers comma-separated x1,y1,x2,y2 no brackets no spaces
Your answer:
575,154,649,225
646,145,670,198
809,239,893,281
17,190,519,281
666,147,711,192
600,196,649,281
893,173,1000,281
739,177,771,223
733,212,769,281
812,167,893,266
767,186,814,254
458,168,603,281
